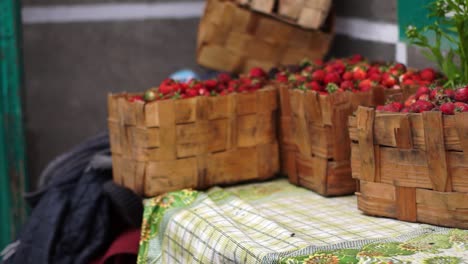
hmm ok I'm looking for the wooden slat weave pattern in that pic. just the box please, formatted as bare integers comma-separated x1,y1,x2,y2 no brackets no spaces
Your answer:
349,106,468,228
108,87,279,197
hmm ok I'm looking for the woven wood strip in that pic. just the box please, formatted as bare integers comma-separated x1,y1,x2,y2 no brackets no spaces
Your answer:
356,107,376,182
422,111,451,192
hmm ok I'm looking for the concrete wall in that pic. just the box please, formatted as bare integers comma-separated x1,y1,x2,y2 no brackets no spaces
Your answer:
22,0,433,188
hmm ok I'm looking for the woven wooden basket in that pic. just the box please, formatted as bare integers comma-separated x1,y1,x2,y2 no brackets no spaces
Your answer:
197,0,334,74
349,107,468,228
108,86,279,197
279,85,403,196
234,0,332,30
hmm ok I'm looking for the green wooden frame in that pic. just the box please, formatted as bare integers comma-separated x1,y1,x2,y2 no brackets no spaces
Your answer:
0,0,29,249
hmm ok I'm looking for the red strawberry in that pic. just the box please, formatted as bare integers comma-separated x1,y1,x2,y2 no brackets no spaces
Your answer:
402,79,415,86
391,102,404,112
382,104,399,112
454,102,468,112
186,89,198,97
454,87,468,102
430,87,443,100
129,95,144,103
204,79,218,90
324,72,341,84
276,73,288,83
340,80,354,91
249,67,266,78
376,105,385,111
389,63,407,75
404,94,417,107
381,74,397,88
418,94,430,101
410,100,434,113
415,86,430,99
198,88,209,96
158,84,174,95
352,66,367,80
369,73,382,82
309,81,323,91
349,54,364,63
217,73,231,83
440,102,455,115
368,66,381,75
358,79,374,92
342,71,353,81
419,68,436,81
444,89,456,100
311,69,326,82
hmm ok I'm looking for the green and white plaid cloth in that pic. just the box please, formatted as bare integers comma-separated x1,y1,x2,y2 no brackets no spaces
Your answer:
137,179,468,264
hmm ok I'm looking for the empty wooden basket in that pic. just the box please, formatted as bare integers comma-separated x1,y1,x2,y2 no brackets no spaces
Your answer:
108,86,279,197
349,106,468,229
197,0,334,74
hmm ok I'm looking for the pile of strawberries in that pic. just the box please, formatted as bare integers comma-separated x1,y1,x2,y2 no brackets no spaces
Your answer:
128,68,268,103
273,55,441,94
377,85,468,114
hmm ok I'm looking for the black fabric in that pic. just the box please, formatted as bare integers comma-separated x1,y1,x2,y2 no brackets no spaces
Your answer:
103,181,143,228
4,132,143,264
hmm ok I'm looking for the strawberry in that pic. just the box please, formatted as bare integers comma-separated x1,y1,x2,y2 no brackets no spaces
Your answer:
401,108,410,113
204,79,218,90
454,102,468,112
352,66,367,80
419,68,436,81
391,102,404,112
185,89,198,97
342,71,353,81
389,63,407,75
415,86,430,99
198,88,209,96
429,87,443,100
404,95,417,107
324,72,341,84
340,80,354,91
418,94,430,101
249,67,266,78
129,95,144,103
381,74,397,88
376,105,385,111
158,84,174,95
367,66,381,75
382,104,399,112
276,72,289,83
409,100,434,113
440,102,455,115
311,69,325,82
369,73,382,82
309,81,323,91
444,89,456,100
454,87,468,102
217,73,231,83
358,79,374,92
349,54,364,63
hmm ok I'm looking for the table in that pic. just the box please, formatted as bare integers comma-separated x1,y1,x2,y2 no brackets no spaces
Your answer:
137,179,468,263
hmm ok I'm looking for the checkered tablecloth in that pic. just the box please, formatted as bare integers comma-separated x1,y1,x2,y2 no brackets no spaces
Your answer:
137,179,468,264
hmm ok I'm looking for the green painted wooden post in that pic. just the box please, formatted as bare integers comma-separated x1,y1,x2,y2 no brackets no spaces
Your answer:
0,0,29,249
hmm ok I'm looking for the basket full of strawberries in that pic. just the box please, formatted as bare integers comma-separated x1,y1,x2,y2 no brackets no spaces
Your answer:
274,55,438,196
108,68,279,197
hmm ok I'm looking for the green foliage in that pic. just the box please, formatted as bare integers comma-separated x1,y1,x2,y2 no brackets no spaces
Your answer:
406,0,468,88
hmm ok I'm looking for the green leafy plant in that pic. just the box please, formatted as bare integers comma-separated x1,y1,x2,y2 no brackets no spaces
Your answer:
406,0,468,88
